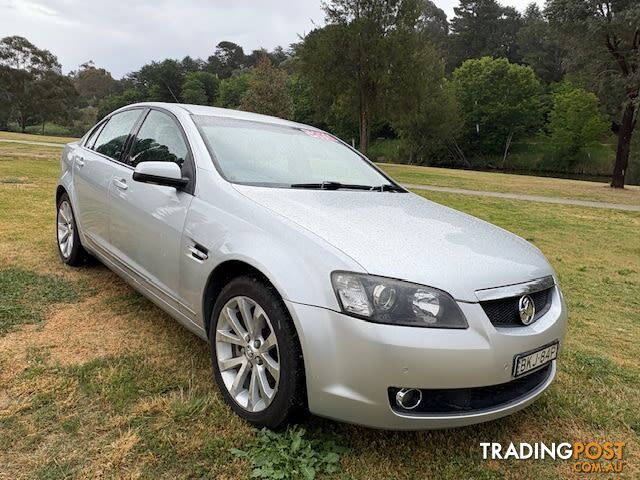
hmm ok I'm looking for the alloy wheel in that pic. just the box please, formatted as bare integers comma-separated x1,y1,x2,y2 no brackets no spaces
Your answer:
57,200,74,259
215,296,280,412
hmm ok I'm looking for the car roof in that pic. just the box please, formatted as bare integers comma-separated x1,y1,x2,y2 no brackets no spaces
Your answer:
124,102,318,131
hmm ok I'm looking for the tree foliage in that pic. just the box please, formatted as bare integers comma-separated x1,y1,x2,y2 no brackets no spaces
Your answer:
216,73,251,109
453,57,542,158
240,56,293,119
298,0,450,154
181,74,207,104
546,0,640,187
548,82,609,168
386,30,461,163
449,0,523,69
0,36,77,132
516,4,566,84
70,61,120,106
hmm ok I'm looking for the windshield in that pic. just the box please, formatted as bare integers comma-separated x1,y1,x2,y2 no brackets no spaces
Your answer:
193,115,392,188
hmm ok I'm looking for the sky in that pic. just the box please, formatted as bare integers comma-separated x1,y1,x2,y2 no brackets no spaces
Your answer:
0,0,543,78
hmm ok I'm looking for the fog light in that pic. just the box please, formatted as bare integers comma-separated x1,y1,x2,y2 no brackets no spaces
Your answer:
395,388,422,410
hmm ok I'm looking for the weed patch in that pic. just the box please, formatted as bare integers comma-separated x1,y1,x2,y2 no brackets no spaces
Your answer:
231,426,345,480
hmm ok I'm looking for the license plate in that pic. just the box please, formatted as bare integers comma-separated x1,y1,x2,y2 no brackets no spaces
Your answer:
513,341,558,377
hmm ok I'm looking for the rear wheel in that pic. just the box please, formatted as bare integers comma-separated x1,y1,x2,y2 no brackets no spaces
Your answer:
56,193,87,266
209,275,306,428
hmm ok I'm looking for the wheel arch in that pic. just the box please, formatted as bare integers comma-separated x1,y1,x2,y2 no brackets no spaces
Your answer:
202,259,282,340
55,184,67,205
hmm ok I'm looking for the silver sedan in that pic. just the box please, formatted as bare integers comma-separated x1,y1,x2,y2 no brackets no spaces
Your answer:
56,103,567,429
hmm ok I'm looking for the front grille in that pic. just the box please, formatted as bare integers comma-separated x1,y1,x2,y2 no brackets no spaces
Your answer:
480,287,553,327
389,363,552,414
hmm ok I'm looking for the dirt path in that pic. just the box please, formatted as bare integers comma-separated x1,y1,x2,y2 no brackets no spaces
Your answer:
0,139,68,148
403,183,640,212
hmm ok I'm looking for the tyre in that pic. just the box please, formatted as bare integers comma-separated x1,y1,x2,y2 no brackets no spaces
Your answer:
209,275,306,428
56,193,88,266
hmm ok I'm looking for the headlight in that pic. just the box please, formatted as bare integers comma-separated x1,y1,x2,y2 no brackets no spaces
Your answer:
331,272,468,329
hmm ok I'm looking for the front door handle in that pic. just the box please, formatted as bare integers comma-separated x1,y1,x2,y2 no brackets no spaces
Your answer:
113,178,128,190
76,158,85,167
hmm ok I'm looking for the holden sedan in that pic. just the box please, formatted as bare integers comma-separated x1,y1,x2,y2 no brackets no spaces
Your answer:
56,103,567,429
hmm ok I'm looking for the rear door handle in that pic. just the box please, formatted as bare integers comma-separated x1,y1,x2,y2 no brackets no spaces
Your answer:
76,158,85,167
113,178,128,190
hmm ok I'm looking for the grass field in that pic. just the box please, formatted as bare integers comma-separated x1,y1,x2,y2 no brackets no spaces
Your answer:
378,163,640,206
0,141,638,479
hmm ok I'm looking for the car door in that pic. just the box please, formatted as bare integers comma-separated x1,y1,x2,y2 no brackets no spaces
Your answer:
107,108,195,315
73,109,142,252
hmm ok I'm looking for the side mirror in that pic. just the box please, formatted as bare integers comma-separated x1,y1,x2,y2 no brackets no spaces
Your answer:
132,161,188,189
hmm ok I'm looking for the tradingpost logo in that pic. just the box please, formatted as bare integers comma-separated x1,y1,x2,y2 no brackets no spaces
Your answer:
480,442,627,474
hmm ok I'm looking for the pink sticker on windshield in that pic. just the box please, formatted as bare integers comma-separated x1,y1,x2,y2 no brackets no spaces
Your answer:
302,129,338,142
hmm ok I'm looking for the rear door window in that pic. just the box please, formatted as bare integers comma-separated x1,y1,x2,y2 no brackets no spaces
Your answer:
92,110,141,161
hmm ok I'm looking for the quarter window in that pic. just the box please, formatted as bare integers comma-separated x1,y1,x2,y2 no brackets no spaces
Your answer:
93,110,141,161
129,110,188,169
84,121,105,149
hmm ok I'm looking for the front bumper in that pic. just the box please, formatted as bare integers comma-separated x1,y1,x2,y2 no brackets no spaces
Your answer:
285,286,567,430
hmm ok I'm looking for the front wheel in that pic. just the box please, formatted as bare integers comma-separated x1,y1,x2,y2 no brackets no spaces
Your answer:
209,275,306,428
56,193,87,266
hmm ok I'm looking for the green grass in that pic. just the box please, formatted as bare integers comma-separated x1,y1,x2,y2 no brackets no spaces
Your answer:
0,267,80,336
0,142,638,478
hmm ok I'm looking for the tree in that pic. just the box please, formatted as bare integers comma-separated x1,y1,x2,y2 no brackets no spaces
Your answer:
245,46,290,69
216,73,251,108
299,0,445,154
547,83,609,168
187,71,220,104
546,0,640,188
240,56,293,118
129,59,185,102
207,41,246,78
97,88,146,120
289,73,315,125
0,35,60,72
516,4,566,84
38,72,79,131
0,36,75,132
298,4,386,154
70,61,120,106
448,0,523,69
181,74,207,104
453,57,542,159
386,27,461,164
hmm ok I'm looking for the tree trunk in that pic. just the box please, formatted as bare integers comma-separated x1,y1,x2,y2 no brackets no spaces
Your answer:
611,101,637,188
502,131,514,169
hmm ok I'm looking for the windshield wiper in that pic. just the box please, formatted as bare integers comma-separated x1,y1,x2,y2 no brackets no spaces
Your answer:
372,184,406,192
290,181,406,192
290,181,373,190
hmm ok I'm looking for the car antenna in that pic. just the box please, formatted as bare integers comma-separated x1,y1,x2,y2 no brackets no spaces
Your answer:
164,82,179,103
